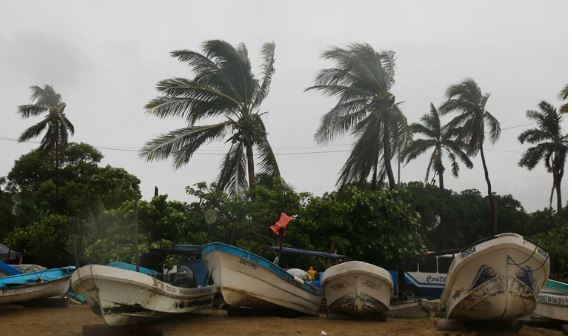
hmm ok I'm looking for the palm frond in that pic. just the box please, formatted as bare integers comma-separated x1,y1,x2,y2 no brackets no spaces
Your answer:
17,104,47,118
139,122,229,168
251,42,276,108
252,114,280,177
518,142,552,170
18,118,49,142
484,111,501,143
216,142,247,196
402,139,437,164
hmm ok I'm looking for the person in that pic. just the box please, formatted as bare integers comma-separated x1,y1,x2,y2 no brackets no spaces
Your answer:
307,266,317,280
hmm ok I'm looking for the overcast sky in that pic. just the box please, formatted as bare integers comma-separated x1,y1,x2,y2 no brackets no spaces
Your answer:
0,0,567,212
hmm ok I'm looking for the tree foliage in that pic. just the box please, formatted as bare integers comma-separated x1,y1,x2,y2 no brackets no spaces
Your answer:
518,101,567,210
402,104,473,189
141,40,280,195
307,43,408,189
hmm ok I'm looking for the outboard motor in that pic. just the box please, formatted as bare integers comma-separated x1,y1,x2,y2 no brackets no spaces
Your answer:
168,265,196,288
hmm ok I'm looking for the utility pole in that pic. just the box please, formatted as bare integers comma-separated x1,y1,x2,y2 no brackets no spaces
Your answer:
134,199,140,273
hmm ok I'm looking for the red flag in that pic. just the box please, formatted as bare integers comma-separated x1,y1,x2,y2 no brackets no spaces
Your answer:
270,212,293,236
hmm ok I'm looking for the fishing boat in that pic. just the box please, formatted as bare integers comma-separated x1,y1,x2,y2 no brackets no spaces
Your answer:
321,261,393,316
533,279,567,321
71,264,217,326
201,242,322,315
0,266,75,305
441,233,550,320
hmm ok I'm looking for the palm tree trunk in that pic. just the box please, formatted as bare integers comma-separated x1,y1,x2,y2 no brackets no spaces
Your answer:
371,153,378,190
246,143,256,192
479,146,497,234
554,170,563,211
397,148,401,185
54,139,59,211
383,122,396,189
438,170,444,190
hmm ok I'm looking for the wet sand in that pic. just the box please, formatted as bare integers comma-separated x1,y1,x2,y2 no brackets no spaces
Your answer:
0,304,563,336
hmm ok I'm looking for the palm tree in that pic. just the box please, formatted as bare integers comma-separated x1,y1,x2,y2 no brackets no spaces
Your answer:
141,40,280,195
402,104,473,190
17,85,74,205
518,101,567,210
440,79,501,234
559,84,567,113
306,43,408,189
18,85,74,156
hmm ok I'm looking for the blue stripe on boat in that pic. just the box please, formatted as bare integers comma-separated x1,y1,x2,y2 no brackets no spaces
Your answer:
0,266,75,288
108,262,157,276
202,242,321,297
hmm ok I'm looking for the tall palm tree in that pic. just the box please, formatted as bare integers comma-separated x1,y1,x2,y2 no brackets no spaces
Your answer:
440,79,501,234
141,40,280,195
402,104,473,190
306,43,408,189
559,84,567,113
18,85,74,156
17,85,74,205
518,101,567,210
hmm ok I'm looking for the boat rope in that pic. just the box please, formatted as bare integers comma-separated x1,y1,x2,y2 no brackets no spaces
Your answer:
506,246,550,274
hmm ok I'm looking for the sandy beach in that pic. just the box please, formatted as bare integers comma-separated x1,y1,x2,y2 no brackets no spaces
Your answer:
0,304,564,336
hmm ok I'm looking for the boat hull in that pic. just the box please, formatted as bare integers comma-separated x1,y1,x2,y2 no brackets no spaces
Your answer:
202,243,321,316
0,276,70,305
441,233,550,320
534,291,568,321
322,261,393,316
71,265,217,326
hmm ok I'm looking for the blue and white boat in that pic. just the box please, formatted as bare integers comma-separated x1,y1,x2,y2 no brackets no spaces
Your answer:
202,242,322,315
533,279,567,321
0,266,75,305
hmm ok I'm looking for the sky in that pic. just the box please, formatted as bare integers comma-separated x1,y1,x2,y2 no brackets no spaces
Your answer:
0,0,568,212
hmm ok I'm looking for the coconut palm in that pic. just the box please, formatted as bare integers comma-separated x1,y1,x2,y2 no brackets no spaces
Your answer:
306,43,408,189
402,104,473,190
440,79,501,234
518,101,567,210
141,40,280,195
17,85,74,206
18,85,74,157
559,84,567,113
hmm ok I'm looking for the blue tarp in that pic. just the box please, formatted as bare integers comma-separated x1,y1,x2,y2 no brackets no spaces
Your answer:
0,260,22,276
0,266,75,289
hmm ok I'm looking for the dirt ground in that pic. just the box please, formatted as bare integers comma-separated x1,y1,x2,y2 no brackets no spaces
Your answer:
0,304,564,336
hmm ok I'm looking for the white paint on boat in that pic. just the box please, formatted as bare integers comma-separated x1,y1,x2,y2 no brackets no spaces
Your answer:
321,261,393,315
0,275,70,305
202,243,321,316
70,264,217,326
441,233,550,320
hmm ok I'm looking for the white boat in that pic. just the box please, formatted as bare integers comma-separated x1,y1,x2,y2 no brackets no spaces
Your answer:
441,233,550,320
0,266,74,305
533,279,567,321
321,261,393,316
201,242,322,316
71,264,217,326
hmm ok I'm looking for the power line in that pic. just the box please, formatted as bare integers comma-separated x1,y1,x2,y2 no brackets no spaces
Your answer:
0,135,524,156
500,122,535,131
